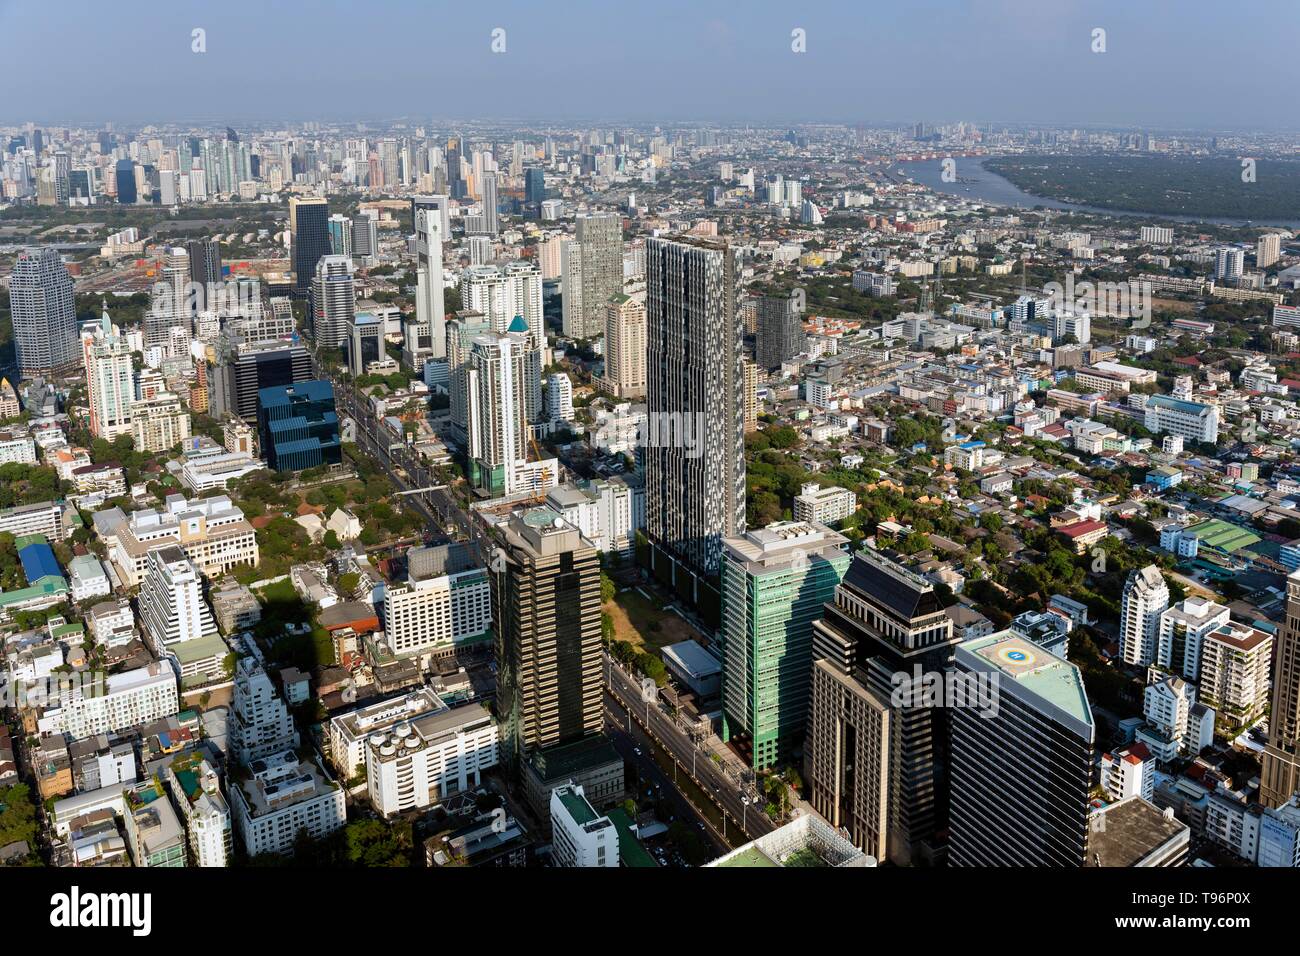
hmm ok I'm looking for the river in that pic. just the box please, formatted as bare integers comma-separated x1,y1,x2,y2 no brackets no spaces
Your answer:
894,157,1300,229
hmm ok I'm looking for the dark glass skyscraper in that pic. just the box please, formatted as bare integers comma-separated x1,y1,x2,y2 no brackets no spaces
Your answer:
525,167,546,205
187,237,223,293
288,196,330,296
115,159,137,204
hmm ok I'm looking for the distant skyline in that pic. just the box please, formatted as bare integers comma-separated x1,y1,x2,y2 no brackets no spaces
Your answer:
2,0,1298,130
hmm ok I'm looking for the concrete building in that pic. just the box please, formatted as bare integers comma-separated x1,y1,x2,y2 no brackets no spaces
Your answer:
365,703,499,817
792,482,857,526
550,783,618,867
1121,566,1170,668
381,543,492,659
229,750,346,857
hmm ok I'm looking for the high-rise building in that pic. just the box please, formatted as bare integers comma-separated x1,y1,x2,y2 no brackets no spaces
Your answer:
310,254,355,349
289,196,330,296
381,543,492,658
1214,246,1245,283
491,507,602,778
1258,233,1283,270
524,167,546,206
756,294,804,369
742,359,760,433
257,380,341,472
644,236,745,595
229,655,299,766
1263,570,1300,807
562,213,623,339
460,261,545,336
350,213,378,268
414,208,447,361
208,339,313,424
326,214,352,258
186,238,223,298
446,311,493,448
948,632,1094,867
803,546,959,865
720,521,849,770
137,545,219,654
131,391,192,453
83,307,135,440
547,372,574,424
1120,565,1170,667
115,159,137,204
10,247,79,377
600,294,646,399
145,247,192,352
465,331,549,496
345,313,383,377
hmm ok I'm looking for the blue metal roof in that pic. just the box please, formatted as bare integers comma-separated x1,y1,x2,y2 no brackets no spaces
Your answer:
18,542,62,584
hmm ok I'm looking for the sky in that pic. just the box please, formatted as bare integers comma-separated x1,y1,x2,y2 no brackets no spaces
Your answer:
1,0,1297,130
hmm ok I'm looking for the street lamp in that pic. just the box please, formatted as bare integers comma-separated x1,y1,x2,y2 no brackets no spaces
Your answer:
741,794,750,832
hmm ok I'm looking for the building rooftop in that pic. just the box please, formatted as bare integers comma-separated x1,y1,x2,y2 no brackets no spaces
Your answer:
962,631,1093,732
1086,796,1189,867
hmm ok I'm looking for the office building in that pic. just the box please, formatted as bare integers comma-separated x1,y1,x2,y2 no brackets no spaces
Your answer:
803,546,960,866
326,214,352,258
948,632,1094,867
600,294,647,399
491,508,602,778
1143,395,1219,444
644,236,745,596
9,247,79,377
720,521,849,770
209,338,313,424
257,380,341,472
289,196,330,295
310,254,355,349
186,237,223,294
345,313,383,376
1121,565,1170,667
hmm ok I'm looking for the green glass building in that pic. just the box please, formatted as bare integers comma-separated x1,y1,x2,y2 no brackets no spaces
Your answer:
720,521,850,771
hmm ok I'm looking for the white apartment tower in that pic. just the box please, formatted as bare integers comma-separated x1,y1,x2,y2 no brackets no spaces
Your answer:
311,254,356,349
137,545,219,653
414,208,447,360
1121,565,1171,667
84,307,135,440
229,655,300,766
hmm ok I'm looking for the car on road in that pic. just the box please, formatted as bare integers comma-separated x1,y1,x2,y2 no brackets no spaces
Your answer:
633,747,641,756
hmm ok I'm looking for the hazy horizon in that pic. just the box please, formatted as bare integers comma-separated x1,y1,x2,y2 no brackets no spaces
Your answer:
2,0,1298,131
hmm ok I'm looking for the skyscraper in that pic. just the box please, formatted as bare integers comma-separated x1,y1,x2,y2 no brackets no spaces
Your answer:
465,332,528,496
115,159,137,204
289,195,330,296
9,247,79,377
756,294,805,369
186,237,223,299
562,213,623,339
145,247,193,352
720,521,850,770
803,546,960,866
326,214,352,259
138,545,219,655
644,236,745,602
948,632,1094,867
491,507,603,778
310,255,355,349
1120,565,1170,667
84,307,135,440
1262,569,1300,808
524,167,546,205
414,208,447,361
